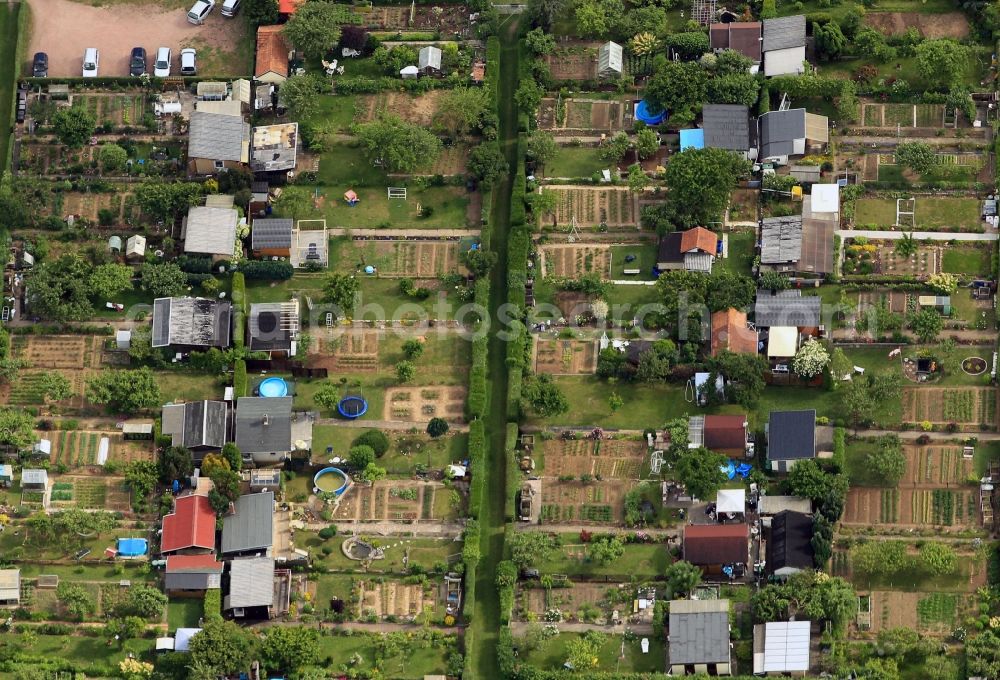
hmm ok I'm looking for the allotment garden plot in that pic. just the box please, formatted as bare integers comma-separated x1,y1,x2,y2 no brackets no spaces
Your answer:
537,98,631,132
313,329,380,373
357,91,447,128
331,480,457,522
333,239,463,278
49,475,132,512
46,430,153,467
862,591,977,637
520,582,628,622
542,438,647,478
534,338,597,375
384,386,466,423
903,387,997,426
861,102,947,128
545,43,600,81
539,244,610,278
542,187,638,227
851,196,982,231
6,336,104,407
843,444,980,531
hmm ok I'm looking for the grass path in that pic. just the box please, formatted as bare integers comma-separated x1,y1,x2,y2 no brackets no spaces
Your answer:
469,16,521,680
0,3,18,169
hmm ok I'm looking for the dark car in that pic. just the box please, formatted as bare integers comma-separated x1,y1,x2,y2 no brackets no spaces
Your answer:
31,52,47,78
129,47,146,76
519,568,540,580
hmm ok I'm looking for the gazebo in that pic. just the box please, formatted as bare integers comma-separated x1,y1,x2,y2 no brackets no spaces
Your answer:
716,488,746,519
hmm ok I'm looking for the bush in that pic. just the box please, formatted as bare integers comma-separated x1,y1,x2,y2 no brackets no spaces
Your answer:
318,526,337,539
238,260,294,280
351,429,390,457
203,589,222,622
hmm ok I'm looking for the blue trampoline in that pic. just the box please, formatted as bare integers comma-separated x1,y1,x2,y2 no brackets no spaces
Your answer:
337,395,369,419
635,99,666,126
117,538,148,557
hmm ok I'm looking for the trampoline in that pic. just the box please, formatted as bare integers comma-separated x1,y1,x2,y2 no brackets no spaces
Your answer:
635,99,666,126
117,537,148,557
313,467,351,496
337,395,369,419
258,377,288,398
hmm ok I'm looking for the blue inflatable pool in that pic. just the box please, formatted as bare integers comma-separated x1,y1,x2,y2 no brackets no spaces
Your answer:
117,538,148,557
635,99,666,125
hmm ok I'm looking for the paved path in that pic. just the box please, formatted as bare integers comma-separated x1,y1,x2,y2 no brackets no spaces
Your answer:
833,329,997,342
314,418,470,432
836,230,997,241
510,622,655,635
302,520,466,537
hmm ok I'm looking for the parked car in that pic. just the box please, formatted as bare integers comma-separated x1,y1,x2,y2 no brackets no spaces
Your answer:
129,47,146,76
220,0,240,17
153,47,171,77
180,48,197,76
186,0,215,24
519,568,540,580
31,52,48,78
82,48,99,78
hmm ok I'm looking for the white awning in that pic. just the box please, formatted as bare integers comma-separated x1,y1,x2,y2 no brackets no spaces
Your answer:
716,488,746,514
767,327,798,358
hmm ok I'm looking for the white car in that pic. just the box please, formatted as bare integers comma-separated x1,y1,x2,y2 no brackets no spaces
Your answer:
82,48,99,78
180,48,197,76
187,0,215,24
153,47,171,77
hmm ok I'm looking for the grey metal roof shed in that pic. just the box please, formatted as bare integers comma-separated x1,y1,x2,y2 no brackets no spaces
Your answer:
235,397,293,455
668,599,731,667
762,15,806,51
224,556,275,609
760,215,803,264
767,410,817,461
251,218,294,250
161,400,228,450
184,206,239,257
759,109,806,159
221,491,274,555
188,111,250,162
702,104,751,152
151,297,233,348
753,290,821,328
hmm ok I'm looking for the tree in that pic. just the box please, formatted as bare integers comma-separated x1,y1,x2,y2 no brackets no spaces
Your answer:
116,585,168,619
53,106,96,148
244,0,278,27
574,0,612,36
356,115,442,173
814,21,847,60
427,417,450,438
634,128,659,160
200,452,231,478
759,270,791,291
587,535,624,564
352,430,390,457
88,263,133,300
895,141,935,174
706,270,755,312
99,143,128,173
706,74,759,107
260,626,320,674
358,462,386,483
635,340,677,383
626,163,648,196
134,182,203,222
86,368,162,413
210,469,241,502
666,31,710,60
527,0,565,29
851,540,908,576
644,60,707,124
715,49,753,76
436,87,493,137
25,254,93,321
608,391,624,413
279,73,327,120
313,383,341,412
159,446,193,483
524,27,556,54
707,351,768,409
124,461,158,500
39,372,74,403
945,85,976,122
57,582,96,620
894,232,918,258
909,308,943,343
468,143,509,187
509,531,558,567
565,632,603,671
188,620,257,676
221,442,242,472
664,147,751,227
138,262,187,297
924,655,958,680
396,360,415,383
629,32,661,57
401,339,424,360
828,347,852,388
526,130,558,166
787,459,849,503
926,272,959,295
348,444,375,471
105,616,145,643
867,435,905,486
811,514,834,566
918,542,958,576
916,39,969,89
676,447,726,499
284,4,356,60
855,26,896,62
514,78,544,114
521,374,569,417
664,560,702,597
599,131,631,163
208,489,231,515
322,273,360,314
967,630,1000,678
792,338,831,379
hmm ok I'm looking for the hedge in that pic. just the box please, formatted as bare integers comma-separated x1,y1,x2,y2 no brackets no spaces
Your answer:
485,37,501,105
231,272,246,351
237,260,293,281
504,423,519,521
832,427,846,472
468,420,487,516
462,519,481,623
6,3,29,171
510,171,527,226
203,589,222,622
468,335,488,419
506,368,522,420
768,74,847,99
233,359,248,398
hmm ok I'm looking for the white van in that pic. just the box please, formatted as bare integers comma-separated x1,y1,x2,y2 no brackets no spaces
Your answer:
153,47,171,78
221,0,241,17
82,48,99,78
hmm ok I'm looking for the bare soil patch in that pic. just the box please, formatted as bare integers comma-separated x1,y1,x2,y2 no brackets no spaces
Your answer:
541,438,646,479
384,385,467,423
27,0,249,77
538,98,631,133
310,330,379,373
534,338,597,375
335,240,462,278
552,291,591,319
542,186,638,227
521,581,625,621
359,579,429,620
545,43,600,81
864,11,969,39
357,91,446,128
539,244,610,278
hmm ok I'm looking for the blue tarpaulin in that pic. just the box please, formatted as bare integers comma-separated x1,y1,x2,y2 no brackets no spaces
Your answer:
679,128,705,151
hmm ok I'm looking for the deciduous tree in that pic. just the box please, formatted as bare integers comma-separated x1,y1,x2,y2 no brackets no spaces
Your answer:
284,4,357,60
675,446,726,499
355,115,443,173
279,73,327,120
88,263,134,300
792,338,831,378
86,368,162,413
521,374,569,417
138,262,187,297
916,39,969,89
53,107,96,148
665,560,702,597
664,147,751,227
26,254,93,321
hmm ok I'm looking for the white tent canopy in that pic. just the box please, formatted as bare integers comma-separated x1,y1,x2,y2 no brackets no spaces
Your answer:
716,488,746,515
767,326,798,358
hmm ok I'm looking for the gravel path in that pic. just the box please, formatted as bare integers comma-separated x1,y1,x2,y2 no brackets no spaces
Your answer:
27,0,247,77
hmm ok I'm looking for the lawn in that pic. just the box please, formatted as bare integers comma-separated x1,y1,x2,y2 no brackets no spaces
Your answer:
533,535,672,579
311,426,468,474
942,246,992,276
0,633,152,676
314,573,357,610
819,48,991,91
290,377,386,418
155,371,226,403
307,95,360,134
525,376,693,429
300,535,461,573
0,4,17,169
853,197,981,231
532,278,664,322
844,438,885,487
521,632,666,673
717,230,755,277
841,344,994,388
973,440,1000,476
316,631,454,678
609,244,657,280
167,598,203,630
544,146,606,179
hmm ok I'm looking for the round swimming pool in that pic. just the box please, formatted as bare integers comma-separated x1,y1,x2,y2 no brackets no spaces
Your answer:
314,467,350,496
259,377,288,398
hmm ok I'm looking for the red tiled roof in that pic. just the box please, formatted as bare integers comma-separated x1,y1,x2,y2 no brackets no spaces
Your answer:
166,554,224,573
256,25,291,79
161,495,216,554
278,0,303,14
704,414,748,451
711,308,758,356
679,227,718,255
684,523,749,565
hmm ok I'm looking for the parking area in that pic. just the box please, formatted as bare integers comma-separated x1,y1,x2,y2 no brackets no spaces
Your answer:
26,0,250,77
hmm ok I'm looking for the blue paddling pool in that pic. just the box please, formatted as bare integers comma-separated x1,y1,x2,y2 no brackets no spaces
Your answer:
259,377,288,398
117,537,148,557
635,99,666,126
